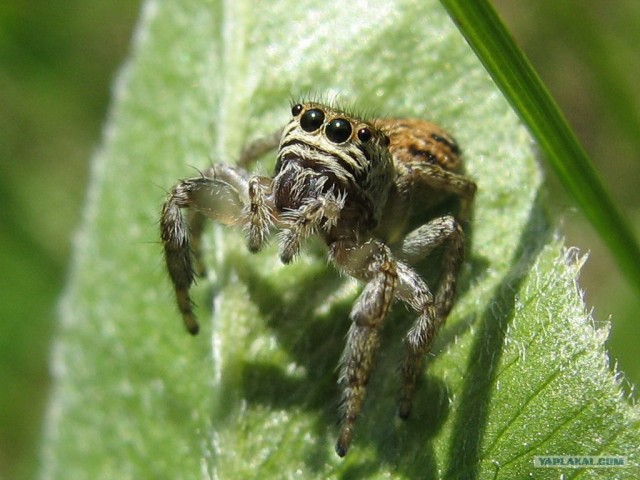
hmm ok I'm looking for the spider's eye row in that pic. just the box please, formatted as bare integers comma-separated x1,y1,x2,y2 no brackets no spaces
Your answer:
291,104,303,116
325,118,353,144
300,108,325,132
357,127,372,143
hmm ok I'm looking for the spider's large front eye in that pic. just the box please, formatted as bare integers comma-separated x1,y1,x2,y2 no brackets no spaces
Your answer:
300,108,325,132
325,118,352,143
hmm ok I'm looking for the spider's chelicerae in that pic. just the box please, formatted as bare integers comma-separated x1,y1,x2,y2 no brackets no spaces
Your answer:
160,101,476,456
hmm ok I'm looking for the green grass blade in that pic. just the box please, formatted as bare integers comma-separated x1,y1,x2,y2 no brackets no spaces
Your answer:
440,0,640,293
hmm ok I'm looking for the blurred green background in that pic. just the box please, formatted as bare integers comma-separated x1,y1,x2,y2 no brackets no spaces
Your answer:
1,0,638,478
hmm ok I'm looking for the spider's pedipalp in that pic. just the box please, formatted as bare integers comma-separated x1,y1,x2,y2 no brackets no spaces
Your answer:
278,190,346,263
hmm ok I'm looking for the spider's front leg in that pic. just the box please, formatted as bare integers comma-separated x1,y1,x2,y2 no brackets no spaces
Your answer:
246,176,273,252
160,164,250,334
331,240,398,457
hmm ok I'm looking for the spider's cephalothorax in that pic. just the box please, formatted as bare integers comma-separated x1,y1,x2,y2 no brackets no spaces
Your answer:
160,101,476,456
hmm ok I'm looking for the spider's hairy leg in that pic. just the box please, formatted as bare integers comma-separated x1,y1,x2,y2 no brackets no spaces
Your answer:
279,192,345,264
433,220,465,318
187,209,207,277
394,218,465,419
392,262,440,419
410,162,477,222
235,128,283,254
395,215,465,318
331,240,398,457
385,134,474,418
160,165,249,334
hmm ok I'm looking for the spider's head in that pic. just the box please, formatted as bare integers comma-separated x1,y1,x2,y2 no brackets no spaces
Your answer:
282,102,390,168
273,102,393,213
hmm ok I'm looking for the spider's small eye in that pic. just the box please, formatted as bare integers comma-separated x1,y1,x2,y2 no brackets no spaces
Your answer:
300,108,325,132
382,134,391,147
325,118,353,143
357,127,372,143
291,104,303,116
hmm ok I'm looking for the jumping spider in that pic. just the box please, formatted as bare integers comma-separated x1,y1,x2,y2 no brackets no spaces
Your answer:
160,101,476,456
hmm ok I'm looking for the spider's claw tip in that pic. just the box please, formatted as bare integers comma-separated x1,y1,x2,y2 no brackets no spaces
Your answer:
335,426,353,457
183,315,200,335
335,441,348,458
280,253,294,264
398,407,411,420
397,396,413,419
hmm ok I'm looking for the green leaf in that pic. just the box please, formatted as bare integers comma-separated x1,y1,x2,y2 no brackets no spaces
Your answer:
41,0,639,478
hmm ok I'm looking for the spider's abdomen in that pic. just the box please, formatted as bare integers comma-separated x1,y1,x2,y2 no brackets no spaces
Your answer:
376,118,463,173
